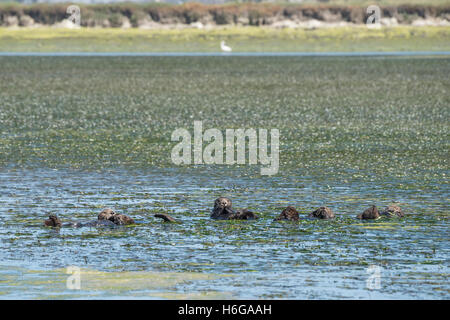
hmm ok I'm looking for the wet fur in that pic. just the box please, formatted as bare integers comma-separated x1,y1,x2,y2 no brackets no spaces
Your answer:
44,214,62,228
309,206,335,219
380,205,404,217
274,206,299,221
357,205,380,220
211,197,258,220
44,208,135,228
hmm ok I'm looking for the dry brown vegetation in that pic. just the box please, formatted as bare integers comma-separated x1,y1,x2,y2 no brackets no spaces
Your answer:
0,2,449,27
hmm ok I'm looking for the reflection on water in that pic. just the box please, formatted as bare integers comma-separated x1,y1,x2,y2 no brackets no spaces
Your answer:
0,167,448,299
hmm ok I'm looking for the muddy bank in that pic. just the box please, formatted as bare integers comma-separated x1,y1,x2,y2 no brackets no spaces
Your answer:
1,3,449,28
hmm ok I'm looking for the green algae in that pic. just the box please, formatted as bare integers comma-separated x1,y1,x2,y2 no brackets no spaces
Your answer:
0,26,449,52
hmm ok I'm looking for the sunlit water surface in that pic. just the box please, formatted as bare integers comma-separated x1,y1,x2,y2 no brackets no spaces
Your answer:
0,167,448,299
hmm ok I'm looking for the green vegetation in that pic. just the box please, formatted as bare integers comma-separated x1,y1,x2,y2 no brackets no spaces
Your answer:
1,26,449,52
1,56,448,182
0,266,233,299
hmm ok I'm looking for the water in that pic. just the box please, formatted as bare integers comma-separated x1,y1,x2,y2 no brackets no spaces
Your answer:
0,56,448,299
0,166,448,299
0,51,449,57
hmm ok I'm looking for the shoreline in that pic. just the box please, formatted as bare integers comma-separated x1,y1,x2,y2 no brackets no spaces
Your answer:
1,25,449,52
1,3,449,29
1,51,450,56
2,17,450,30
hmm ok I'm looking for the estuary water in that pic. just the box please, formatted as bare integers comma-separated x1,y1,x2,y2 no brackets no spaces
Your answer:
0,51,449,57
0,166,448,299
0,55,448,299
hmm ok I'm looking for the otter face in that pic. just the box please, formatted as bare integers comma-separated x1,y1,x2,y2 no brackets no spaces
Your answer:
214,197,232,209
98,208,116,221
211,197,234,219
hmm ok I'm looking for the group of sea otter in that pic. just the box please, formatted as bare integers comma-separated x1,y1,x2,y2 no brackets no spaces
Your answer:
44,196,404,228
44,208,135,228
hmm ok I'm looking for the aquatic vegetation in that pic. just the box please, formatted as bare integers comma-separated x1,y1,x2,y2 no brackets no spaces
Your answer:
0,56,448,299
0,265,233,299
0,26,449,52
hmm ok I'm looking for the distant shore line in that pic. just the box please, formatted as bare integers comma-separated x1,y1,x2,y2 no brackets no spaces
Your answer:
2,26,449,53
1,51,449,57
1,3,449,29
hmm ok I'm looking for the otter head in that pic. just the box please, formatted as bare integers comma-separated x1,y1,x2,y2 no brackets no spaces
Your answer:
111,214,135,225
309,206,335,219
357,205,380,220
98,208,116,221
382,204,404,217
44,214,62,227
214,197,232,210
211,197,234,218
275,206,299,221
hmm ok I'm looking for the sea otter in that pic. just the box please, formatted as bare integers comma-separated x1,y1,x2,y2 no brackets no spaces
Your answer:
44,214,62,228
274,206,299,221
309,206,335,219
152,198,258,222
97,208,135,225
98,208,116,221
111,213,135,225
211,197,234,219
380,204,404,218
211,197,258,220
357,205,380,220
232,209,258,220
43,208,135,228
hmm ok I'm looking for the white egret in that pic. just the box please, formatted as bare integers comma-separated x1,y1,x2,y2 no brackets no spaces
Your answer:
220,40,232,52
